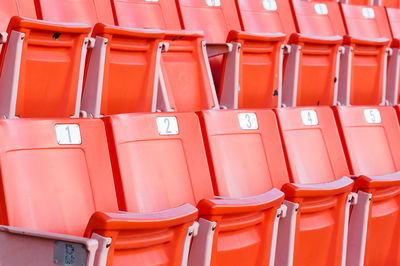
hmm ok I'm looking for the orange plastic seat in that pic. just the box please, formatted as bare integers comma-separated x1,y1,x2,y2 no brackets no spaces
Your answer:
103,112,285,266
236,0,343,107
290,0,345,106
35,0,115,25
275,106,354,266
0,16,91,118
81,24,166,116
385,7,400,105
334,105,400,265
0,118,198,265
340,4,391,105
175,0,286,109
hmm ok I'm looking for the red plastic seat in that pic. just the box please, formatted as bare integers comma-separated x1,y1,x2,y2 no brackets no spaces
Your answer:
340,4,391,105
334,105,400,266
0,118,198,265
103,112,285,266
385,7,400,105
0,17,91,118
275,106,354,266
176,0,286,109
236,0,343,107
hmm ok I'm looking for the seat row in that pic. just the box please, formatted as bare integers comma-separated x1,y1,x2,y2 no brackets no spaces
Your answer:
3,0,400,118
1,105,400,266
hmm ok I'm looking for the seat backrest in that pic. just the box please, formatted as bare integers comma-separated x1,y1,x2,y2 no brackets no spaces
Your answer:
0,118,118,236
334,106,400,175
235,0,296,42
275,106,350,184
176,0,241,43
386,7,400,42
103,112,214,212
35,0,115,25
340,4,392,39
0,17,91,118
198,109,289,196
110,0,181,29
291,0,346,36
0,0,36,31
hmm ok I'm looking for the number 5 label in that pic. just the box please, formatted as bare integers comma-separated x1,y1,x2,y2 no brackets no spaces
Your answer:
55,124,82,145
238,113,258,130
364,109,381,124
157,117,179,135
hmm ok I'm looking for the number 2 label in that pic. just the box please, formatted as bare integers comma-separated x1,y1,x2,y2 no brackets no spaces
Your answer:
157,117,179,135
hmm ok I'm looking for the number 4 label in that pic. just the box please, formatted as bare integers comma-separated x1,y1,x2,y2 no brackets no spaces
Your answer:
55,124,82,145
157,117,179,135
301,110,319,126
238,113,259,130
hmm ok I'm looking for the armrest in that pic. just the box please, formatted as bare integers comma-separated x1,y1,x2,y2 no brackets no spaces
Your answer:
86,203,198,232
197,188,284,215
354,171,400,189
8,16,91,34
206,43,233,57
282,176,353,198
289,33,342,45
227,30,286,43
92,23,165,39
0,225,97,265
343,35,389,46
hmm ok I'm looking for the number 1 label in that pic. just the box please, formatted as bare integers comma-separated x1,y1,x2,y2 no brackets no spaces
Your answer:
55,124,82,145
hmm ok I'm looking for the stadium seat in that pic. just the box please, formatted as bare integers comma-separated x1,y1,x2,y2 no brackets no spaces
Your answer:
175,0,286,110
81,24,166,116
102,112,285,266
339,3,391,105
0,16,91,118
275,106,354,266
235,0,342,107
385,7,400,105
0,118,198,265
334,105,400,266
0,0,36,32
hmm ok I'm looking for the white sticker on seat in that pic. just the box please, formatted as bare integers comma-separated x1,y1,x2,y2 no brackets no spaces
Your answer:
362,8,375,18
157,117,179,135
55,124,82,145
206,0,221,6
364,109,381,123
263,0,277,11
314,4,328,15
238,113,259,130
301,110,319,126
145,0,159,2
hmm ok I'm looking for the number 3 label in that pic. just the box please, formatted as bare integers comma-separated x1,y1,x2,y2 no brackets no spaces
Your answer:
238,113,259,130
157,117,179,135
55,124,82,145
301,110,319,126
364,109,381,124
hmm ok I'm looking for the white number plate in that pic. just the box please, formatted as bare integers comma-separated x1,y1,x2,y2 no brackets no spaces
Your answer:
364,109,381,124
145,0,159,2
157,117,179,135
362,7,375,18
263,0,277,11
206,0,220,6
55,124,82,145
238,113,259,130
314,3,328,15
301,110,319,126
